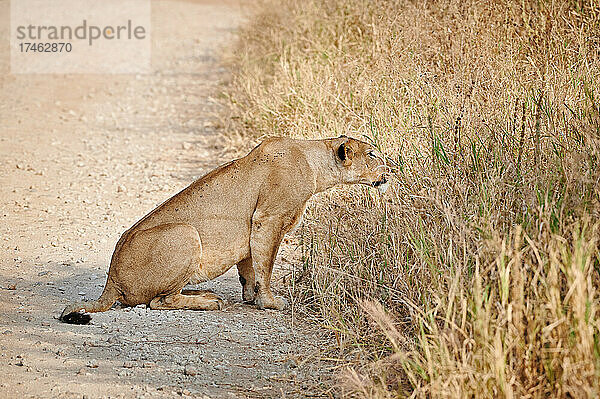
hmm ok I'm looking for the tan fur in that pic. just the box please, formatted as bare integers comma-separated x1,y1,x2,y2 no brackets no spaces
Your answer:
60,136,388,322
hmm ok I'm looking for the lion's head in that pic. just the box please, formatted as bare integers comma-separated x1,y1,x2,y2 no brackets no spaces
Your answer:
333,136,390,193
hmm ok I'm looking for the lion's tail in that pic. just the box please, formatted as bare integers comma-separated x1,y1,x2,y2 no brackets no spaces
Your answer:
60,280,120,325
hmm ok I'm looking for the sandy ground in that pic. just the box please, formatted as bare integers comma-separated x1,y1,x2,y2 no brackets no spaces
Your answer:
0,1,333,397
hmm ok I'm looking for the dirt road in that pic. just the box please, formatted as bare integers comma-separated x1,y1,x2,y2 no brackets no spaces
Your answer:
0,1,331,397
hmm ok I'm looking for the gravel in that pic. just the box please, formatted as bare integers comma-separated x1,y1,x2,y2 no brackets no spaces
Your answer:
0,1,333,398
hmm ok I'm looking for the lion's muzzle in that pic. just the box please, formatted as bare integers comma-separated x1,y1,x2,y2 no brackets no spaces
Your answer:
372,176,389,193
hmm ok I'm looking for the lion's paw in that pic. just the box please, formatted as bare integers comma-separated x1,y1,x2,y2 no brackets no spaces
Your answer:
256,294,287,310
212,297,225,310
242,285,256,303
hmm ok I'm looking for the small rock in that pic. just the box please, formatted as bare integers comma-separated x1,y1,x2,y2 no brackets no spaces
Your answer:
182,142,192,150
86,360,99,368
117,185,126,193
184,365,197,376
123,361,135,368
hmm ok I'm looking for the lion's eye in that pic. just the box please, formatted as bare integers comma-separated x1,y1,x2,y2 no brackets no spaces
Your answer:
367,151,376,158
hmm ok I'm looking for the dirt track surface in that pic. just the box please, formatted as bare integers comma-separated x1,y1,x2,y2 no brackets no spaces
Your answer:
0,1,331,397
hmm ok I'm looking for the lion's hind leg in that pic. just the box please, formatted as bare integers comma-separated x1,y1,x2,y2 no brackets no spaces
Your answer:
149,291,223,310
180,289,221,300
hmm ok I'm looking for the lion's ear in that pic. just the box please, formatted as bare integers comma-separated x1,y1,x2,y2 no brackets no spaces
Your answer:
337,141,354,167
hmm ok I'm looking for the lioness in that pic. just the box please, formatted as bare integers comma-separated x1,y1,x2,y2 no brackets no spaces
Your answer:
60,136,388,324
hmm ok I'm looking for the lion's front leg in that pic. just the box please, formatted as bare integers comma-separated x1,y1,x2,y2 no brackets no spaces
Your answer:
250,214,287,310
236,257,256,303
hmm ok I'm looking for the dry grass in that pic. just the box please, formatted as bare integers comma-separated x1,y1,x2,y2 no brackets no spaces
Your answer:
223,0,600,397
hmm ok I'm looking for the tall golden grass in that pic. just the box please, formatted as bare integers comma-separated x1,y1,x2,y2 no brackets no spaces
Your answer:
224,0,600,396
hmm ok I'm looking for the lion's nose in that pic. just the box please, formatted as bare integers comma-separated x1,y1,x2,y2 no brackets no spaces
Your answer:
372,176,387,187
